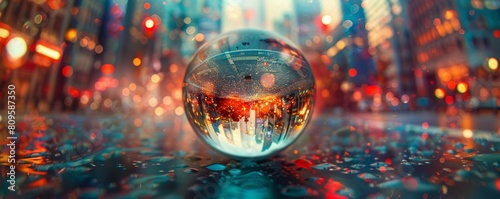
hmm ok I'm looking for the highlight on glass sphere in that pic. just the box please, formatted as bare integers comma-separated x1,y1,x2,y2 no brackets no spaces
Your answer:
183,29,315,159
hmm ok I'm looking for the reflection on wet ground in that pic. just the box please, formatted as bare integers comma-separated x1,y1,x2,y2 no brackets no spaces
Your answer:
2,112,500,198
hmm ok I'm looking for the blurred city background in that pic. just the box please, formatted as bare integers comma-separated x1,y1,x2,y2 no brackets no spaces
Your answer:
0,0,500,115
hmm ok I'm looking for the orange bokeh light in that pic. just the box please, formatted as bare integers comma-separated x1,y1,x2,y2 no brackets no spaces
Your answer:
101,64,115,75
143,2,151,10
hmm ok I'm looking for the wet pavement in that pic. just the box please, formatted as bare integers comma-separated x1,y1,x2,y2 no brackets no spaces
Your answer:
2,112,500,198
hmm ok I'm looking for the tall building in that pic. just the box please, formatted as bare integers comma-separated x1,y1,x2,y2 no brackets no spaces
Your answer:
317,0,377,110
0,0,74,110
107,0,223,111
56,0,107,110
267,0,297,42
409,0,500,108
273,13,296,41
293,0,322,52
324,0,376,87
221,0,266,32
364,0,414,96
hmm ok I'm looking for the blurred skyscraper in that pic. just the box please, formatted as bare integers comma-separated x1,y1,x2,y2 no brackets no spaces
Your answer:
221,0,266,32
273,13,297,42
57,0,108,110
194,0,222,46
323,0,376,87
293,0,322,52
409,0,500,108
363,0,415,96
0,0,105,111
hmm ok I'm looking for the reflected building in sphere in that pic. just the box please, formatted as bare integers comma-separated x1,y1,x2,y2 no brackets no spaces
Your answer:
409,0,500,108
183,29,315,159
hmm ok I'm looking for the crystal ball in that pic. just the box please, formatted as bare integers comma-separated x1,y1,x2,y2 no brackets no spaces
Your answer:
183,29,315,159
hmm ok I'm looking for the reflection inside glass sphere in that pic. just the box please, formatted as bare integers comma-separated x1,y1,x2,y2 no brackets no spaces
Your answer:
183,29,315,159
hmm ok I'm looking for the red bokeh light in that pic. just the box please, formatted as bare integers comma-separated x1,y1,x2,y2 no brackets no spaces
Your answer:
348,68,357,77
62,65,73,77
494,30,500,38
445,96,454,105
143,2,151,10
67,86,79,98
422,122,429,129
101,64,115,75
365,85,381,96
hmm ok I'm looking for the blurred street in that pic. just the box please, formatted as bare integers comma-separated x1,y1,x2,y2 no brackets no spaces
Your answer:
0,111,499,198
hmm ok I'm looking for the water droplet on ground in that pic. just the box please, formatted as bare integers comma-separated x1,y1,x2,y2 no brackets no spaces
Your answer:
173,150,187,157
313,163,338,170
148,156,174,163
350,164,366,169
447,149,457,154
293,158,313,170
357,173,378,180
205,163,226,171
455,142,464,149
183,168,199,173
472,154,500,162
229,168,241,175
305,177,325,184
171,164,189,168
464,148,474,153
378,177,439,192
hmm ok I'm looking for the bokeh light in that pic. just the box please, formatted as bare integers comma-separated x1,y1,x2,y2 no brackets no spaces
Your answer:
463,129,473,138
456,82,468,93
435,88,445,99
144,18,155,29
6,37,28,59
488,57,498,70
101,64,115,75
322,15,332,25
62,65,73,77
133,57,141,66
151,74,160,83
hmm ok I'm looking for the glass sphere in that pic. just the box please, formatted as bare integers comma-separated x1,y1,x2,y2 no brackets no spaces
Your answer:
183,29,315,159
